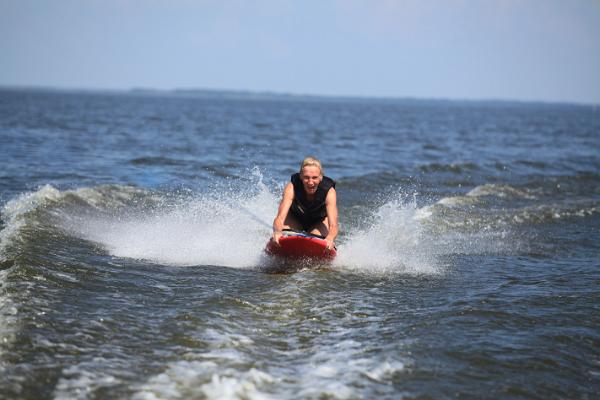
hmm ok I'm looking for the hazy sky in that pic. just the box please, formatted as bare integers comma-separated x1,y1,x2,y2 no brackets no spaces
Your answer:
1,0,599,103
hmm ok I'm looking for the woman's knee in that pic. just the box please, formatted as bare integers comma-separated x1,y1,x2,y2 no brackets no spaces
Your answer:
283,214,303,231
309,218,329,237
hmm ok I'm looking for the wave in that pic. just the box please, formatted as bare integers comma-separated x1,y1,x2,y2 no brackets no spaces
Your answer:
418,162,480,174
0,268,18,364
2,174,596,276
130,156,187,166
466,183,537,199
0,184,151,265
429,181,599,227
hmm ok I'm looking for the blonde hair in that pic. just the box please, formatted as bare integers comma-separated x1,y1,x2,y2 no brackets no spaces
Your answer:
299,156,323,176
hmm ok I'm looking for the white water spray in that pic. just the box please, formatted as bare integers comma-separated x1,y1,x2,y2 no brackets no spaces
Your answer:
2,177,446,274
334,195,439,274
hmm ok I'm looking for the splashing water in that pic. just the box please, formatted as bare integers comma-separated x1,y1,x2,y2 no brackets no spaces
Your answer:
334,195,440,274
74,184,441,274
2,175,476,275
67,171,279,268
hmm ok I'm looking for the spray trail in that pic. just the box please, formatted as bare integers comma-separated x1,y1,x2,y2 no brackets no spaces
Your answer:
1,175,532,275
65,172,279,268
334,195,440,275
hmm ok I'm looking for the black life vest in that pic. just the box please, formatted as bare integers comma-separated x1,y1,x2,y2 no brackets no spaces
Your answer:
289,173,336,226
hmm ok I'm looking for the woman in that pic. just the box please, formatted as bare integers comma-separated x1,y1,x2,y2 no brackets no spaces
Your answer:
271,156,338,251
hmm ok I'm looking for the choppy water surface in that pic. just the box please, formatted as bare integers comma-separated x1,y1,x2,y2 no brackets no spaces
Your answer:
1,89,599,399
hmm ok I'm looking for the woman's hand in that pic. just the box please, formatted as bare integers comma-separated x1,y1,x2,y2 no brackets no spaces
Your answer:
325,237,335,251
272,230,283,247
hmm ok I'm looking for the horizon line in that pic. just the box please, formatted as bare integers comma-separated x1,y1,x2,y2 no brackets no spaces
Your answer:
0,84,596,108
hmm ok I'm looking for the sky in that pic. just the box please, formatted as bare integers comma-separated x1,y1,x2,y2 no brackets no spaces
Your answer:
1,0,599,104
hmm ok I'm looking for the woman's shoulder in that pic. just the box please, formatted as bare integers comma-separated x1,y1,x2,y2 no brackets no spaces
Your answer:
322,176,336,189
284,182,294,191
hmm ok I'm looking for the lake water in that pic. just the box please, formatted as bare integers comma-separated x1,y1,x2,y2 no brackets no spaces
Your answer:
1,88,599,399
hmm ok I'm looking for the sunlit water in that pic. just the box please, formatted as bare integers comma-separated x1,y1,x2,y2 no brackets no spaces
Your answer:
1,89,599,399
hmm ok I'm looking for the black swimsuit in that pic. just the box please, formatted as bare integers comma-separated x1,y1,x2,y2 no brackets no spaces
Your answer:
289,173,336,231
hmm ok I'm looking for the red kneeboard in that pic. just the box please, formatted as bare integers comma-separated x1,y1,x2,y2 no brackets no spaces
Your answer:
265,231,336,261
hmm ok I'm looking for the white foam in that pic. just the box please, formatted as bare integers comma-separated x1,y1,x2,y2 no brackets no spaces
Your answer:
466,183,536,199
295,332,407,399
364,360,406,382
200,369,276,400
133,320,409,400
53,363,120,400
432,183,538,211
132,360,277,400
436,195,479,207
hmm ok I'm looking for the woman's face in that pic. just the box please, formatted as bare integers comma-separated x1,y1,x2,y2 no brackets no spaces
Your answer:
300,166,322,196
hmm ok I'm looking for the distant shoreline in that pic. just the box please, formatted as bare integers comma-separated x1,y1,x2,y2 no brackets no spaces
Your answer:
0,85,595,108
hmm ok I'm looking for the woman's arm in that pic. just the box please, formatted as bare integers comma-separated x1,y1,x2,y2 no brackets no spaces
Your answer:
272,183,294,245
324,188,338,250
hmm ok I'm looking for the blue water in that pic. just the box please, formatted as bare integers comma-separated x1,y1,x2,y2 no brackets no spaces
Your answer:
1,88,599,399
